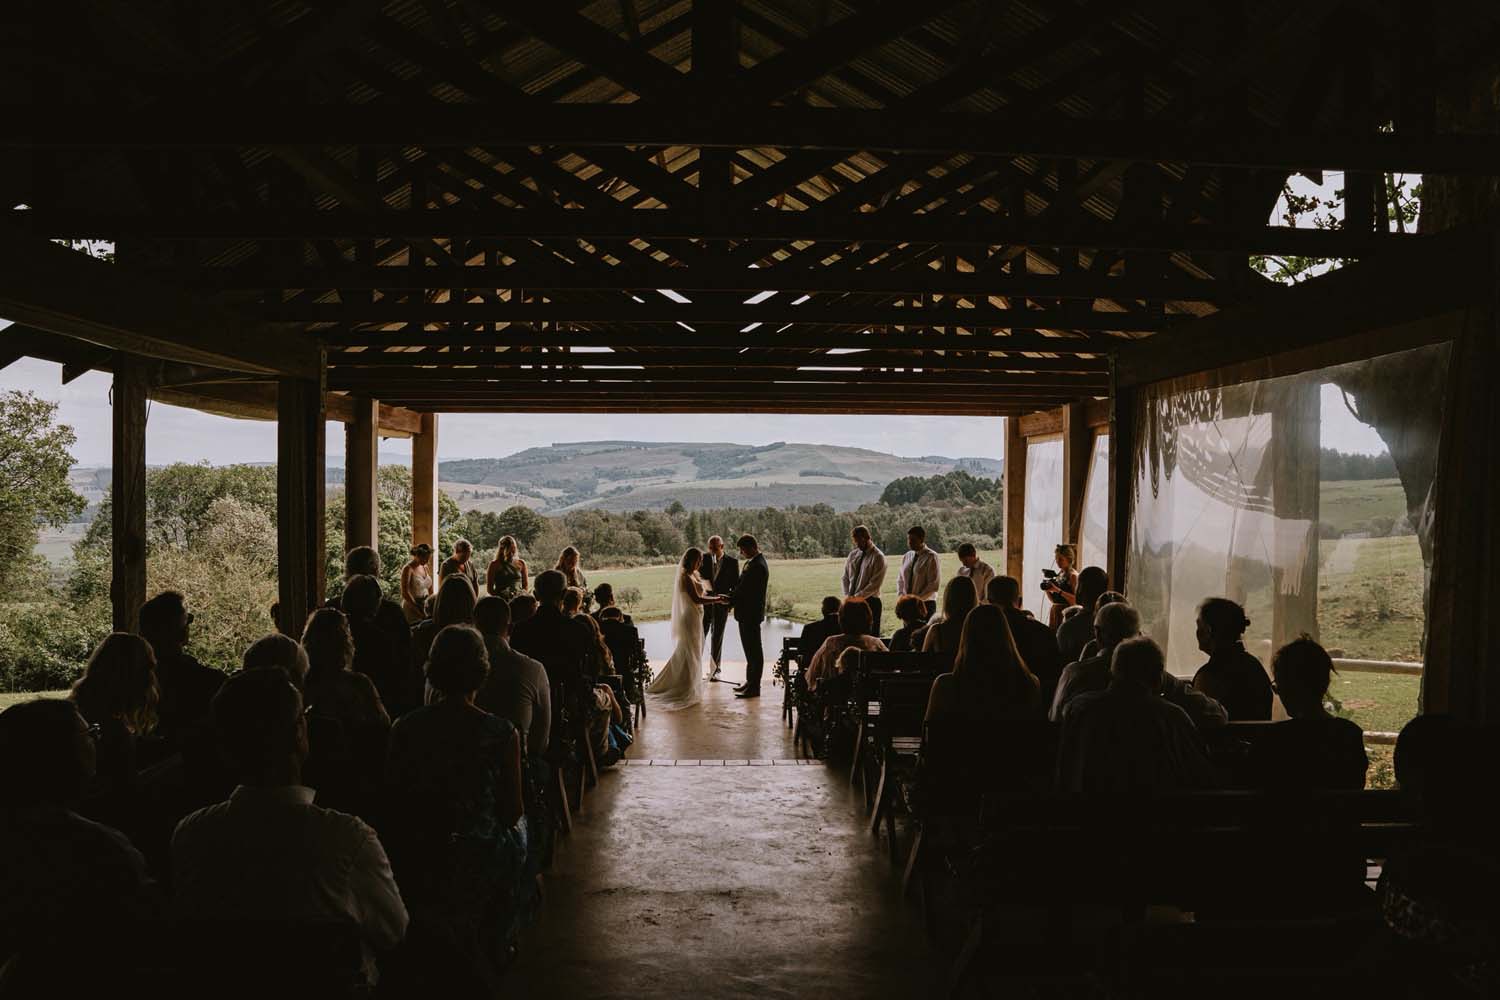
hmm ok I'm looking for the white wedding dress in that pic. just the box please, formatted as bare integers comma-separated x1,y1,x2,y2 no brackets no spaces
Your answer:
646,569,709,710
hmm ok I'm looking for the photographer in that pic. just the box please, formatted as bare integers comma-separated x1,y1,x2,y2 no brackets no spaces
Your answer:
1040,543,1079,630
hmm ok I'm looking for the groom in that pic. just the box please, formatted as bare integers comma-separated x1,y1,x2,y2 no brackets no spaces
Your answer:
730,534,770,699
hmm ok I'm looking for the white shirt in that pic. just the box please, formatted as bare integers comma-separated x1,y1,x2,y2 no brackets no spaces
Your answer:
172,785,408,984
958,559,995,604
898,546,941,601
841,544,887,600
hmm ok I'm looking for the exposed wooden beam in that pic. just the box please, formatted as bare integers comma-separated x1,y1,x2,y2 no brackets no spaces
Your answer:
326,348,1111,373
0,225,319,377
16,104,1500,173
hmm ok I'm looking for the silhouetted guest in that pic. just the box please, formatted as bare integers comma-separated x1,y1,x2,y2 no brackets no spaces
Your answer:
509,593,539,627
922,576,978,654
138,590,222,754
806,600,885,693
986,576,1063,704
302,608,389,816
412,574,480,678
592,582,633,625
1055,566,1108,664
172,671,407,986
475,597,551,758
798,597,843,665
386,626,530,984
1248,638,1367,790
887,595,929,653
1057,637,1215,794
955,543,995,606
344,574,420,718
439,537,482,596
510,570,590,691
556,545,588,597
596,605,641,702
0,699,158,984
336,546,414,645
1191,597,1273,721
1076,590,1125,661
242,633,310,688
925,603,1040,725
562,586,586,618
1050,602,1143,721
69,633,159,811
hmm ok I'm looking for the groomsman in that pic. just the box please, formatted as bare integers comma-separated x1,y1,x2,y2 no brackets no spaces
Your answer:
956,543,995,604
897,526,940,619
841,524,887,634
700,535,739,681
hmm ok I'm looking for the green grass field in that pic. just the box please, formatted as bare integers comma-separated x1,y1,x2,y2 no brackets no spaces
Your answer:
1319,478,1408,534
0,690,69,710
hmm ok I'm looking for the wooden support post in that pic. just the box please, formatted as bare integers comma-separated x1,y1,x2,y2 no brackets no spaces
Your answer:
412,412,439,558
343,396,379,556
110,361,148,632
1061,402,1091,553
1004,416,1027,580
1271,380,1322,648
1107,375,1135,589
276,378,326,637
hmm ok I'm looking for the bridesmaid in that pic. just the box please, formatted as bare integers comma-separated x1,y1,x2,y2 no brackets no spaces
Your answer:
401,543,434,623
486,535,529,601
556,546,588,603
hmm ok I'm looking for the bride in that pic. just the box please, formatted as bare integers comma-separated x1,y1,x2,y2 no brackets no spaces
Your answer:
647,547,727,710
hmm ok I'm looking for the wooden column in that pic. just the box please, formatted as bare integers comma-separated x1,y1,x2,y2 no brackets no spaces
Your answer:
276,377,326,637
110,361,148,632
1003,416,1027,580
1061,402,1091,553
1271,382,1323,649
412,412,439,558
343,396,379,555
1107,374,1136,589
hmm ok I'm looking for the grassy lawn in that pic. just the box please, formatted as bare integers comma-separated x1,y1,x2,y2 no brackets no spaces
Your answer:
595,548,1005,624
0,690,69,710
1319,478,1408,534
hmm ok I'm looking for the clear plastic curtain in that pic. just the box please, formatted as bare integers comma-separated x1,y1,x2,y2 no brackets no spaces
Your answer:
1080,433,1110,573
1022,436,1065,620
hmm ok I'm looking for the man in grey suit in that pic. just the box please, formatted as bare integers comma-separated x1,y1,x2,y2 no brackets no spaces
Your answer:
700,535,739,682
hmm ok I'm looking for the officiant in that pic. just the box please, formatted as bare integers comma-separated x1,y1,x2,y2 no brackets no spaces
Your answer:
700,535,739,680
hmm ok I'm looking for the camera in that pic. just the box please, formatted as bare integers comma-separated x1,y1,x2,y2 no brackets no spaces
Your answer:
1038,568,1058,591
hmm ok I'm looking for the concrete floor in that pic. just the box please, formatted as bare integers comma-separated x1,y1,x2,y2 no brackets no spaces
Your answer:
508,662,940,998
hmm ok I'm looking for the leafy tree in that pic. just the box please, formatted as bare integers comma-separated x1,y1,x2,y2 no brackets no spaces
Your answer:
495,504,546,547
0,391,85,590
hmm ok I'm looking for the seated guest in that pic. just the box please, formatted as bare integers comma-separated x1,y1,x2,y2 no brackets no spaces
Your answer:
922,576,979,654
412,573,479,675
138,590,222,755
69,633,160,811
1057,637,1216,793
301,608,390,816
335,546,413,644
511,570,591,690
1191,597,1273,720
344,574,420,718
475,598,551,759
509,593,539,627
806,600,886,693
243,633,310,688
799,597,843,664
1050,602,1142,721
925,604,1040,724
887,595,929,652
580,611,617,678
596,606,641,699
1248,638,1368,789
172,671,407,987
986,576,1063,705
562,586,586,618
0,700,158,984
385,626,531,986
1055,566,1108,665
592,583,632,625
1076,590,1125,661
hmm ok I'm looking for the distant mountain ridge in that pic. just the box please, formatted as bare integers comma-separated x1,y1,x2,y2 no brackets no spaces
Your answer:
435,440,1002,514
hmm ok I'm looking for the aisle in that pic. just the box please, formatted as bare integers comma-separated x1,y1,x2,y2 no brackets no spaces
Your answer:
507,674,937,998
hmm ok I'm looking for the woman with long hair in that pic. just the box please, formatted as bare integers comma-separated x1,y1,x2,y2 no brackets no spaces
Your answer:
555,546,588,600
486,535,529,601
301,608,390,732
925,604,1040,723
401,543,435,624
1042,543,1080,630
69,633,160,804
922,575,980,654
1056,566,1109,664
412,573,480,678
645,548,727,710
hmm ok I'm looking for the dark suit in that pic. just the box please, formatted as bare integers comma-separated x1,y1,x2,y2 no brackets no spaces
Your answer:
700,552,739,667
1002,605,1063,708
731,553,770,691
